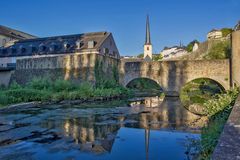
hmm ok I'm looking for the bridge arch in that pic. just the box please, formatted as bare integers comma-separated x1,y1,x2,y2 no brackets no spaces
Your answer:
125,77,165,92
183,77,228,92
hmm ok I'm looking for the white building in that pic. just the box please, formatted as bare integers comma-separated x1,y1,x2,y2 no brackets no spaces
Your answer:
160,46,188,60
207,29,223,40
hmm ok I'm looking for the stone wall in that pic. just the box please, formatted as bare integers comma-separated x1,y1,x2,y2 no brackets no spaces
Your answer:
0,70,14,86
120,59,230,96
11,53,119,85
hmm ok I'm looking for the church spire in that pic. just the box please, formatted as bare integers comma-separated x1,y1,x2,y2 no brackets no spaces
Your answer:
143,14,153,61
145,15,151,45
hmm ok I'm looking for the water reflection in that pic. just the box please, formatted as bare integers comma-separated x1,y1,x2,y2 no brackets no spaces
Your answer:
0,96,203,160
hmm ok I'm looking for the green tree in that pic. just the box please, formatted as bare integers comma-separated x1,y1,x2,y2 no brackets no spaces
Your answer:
137,53,144,58
186,40,199,52
221,28,233,37
153,54,163,61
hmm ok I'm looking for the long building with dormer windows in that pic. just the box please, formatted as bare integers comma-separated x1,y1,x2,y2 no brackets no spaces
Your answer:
0,30,120,69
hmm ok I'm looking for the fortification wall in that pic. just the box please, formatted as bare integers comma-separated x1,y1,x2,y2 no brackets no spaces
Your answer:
11,53,119,85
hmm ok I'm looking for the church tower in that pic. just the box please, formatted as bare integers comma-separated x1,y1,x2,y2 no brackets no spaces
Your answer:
144,15,153,61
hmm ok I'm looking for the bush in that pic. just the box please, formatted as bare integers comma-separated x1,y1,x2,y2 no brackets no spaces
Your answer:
0,92,10,107
199,88,239,159
52,79,76,92
28,78,51,90
5,88,51,103
9,81,22,90
221,28,233,37
205,41,231,59
0,78,131,107
137,53,144,58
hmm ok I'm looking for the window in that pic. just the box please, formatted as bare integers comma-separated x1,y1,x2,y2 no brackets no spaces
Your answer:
21,47,26,53
64,43,71,50
147,47,149,51
2,39,6,46
76,41,84,49
103,48,109,54
10,47,16,54
50,43,58,52
39,45,47,52
32,46,37,53
88,41,96,49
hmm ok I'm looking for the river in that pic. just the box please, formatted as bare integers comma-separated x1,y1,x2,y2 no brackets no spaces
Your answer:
0,96,206,160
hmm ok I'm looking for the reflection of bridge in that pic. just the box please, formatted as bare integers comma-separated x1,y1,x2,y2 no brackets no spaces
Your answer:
61,97,201,155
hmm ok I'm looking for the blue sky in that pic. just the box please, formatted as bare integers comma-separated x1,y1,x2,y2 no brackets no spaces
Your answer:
1,0,239,55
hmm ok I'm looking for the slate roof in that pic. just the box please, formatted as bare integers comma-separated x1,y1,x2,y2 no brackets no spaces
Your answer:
0,31,111,57
0,25,37,40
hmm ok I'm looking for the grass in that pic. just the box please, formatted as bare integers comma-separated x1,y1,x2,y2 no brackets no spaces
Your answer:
198,89,239,159
0,78,132,107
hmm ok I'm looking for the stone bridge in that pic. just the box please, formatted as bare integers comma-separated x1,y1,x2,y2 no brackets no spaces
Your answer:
118,30,240,96
119,59,231,96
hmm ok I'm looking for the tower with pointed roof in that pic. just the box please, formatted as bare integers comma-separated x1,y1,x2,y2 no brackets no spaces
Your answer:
144,15,152,61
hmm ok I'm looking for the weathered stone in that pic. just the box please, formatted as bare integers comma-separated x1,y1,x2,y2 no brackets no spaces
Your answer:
120,59,230,96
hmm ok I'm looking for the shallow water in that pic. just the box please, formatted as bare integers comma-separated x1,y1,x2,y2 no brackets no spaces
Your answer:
0,97,203,160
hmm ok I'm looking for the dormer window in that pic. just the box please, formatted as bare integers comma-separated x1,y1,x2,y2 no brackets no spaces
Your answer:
64,42,71,50
50,43,58,52
2,49,7,55
20,47,26,53
76,40,84,49
88,41,96,49
32,46,37,53
29,45,37,53
39,44,47,52
10,47,16,54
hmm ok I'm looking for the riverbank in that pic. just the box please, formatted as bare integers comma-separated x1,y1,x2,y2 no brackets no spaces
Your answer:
0,78,133,108
198,89,239,159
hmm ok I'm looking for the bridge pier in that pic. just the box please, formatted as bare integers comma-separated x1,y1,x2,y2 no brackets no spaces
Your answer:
231,30,240,88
